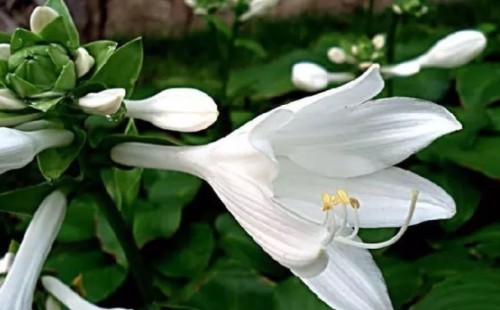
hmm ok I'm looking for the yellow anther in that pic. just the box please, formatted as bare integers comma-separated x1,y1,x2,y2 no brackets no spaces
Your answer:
335,190,350,204
349,197,360,209
321,193,335,211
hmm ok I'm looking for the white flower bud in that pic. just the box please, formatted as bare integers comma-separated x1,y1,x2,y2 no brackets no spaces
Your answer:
351,45,360,56
381,59,421,77
418,30,487,69
125,88,219,132
0,89,26,110
392,4,403,14
45,296,62,310
0,44,10,61
30,6,60,35
291,62,329,92
0,253,14,274
240,0,280,21
327,47,347,64
372,34,386,50
0,128,73,175
75,48,95,78
78,88,125,116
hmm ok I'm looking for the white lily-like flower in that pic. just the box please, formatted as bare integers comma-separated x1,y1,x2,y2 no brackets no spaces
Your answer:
78,88,125,116
75,47,95,78
0,191,66,310
0,89,27,110
382,30,487,77
42,276,131,310
0,127,74,175
292,62,354,92
240,0,280,21
124,88,219,132
111,65,460,309
30,6,60,35
0,44,10,61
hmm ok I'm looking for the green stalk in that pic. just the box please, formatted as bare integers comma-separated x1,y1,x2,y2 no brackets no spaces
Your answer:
366,0,376,36
385,12,400,97
95,190,154,307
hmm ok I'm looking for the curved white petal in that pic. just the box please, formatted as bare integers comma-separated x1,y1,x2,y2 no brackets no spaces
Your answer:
274,159,455,228
271,97,461,178
0,191,66,310
30,6,59,34
42,276,131,310
299,234,393,310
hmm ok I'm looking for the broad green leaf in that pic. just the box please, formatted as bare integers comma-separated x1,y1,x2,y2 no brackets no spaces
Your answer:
45,0,80,50
9,28,44,53
80,265,127,302
392,69,451,102
83,40,118,73
39,17,73,50
57,194,97,243
154,223,215,278
53,61,76,91
0,32,10,43
187,263,274,310
6,73,44,97
412,270,500,310
273,277,329,310
378,257,422,309
416,250,487,282
88,38,143,97
215,213,284,276
95,206,127,267
37,128,86,181
144,170,202,206
235,39,267,58
456,63,500,108
411,165,480,232
30,96,63,112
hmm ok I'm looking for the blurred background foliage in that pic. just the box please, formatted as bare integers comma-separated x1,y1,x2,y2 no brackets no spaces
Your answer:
3,0,500,309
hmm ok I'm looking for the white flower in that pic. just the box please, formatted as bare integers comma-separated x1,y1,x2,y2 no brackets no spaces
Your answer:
78,88,125,116
0,191,66,310
0,44,10,61
124,88,219,132
30,6,60,35
372,34,386,50
0,89,26,110
382,30,487,77
292,62,354,92
111,65,460,310
75,47,95,78
240,0,280,21
327,47,347,64
0,127,74,175
418,30,487,69
42,276,131,310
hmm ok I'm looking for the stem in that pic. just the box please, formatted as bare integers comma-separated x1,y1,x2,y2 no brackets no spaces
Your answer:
385,12,400,97
95,190,154,306
366,0,376,36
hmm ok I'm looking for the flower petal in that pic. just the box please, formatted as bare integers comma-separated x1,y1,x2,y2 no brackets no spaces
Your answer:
274,159,455,228
42,276,131,310
299,235,393,310
273,97,461,178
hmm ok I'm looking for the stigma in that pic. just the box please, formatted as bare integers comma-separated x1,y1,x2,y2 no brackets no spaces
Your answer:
320,189,419,250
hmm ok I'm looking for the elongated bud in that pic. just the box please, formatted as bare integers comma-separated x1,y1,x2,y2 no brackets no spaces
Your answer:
125,88,218,132
78,88,125,116
327,47,347,64
30,6,60,34
0,89,26,110
75,47,95,78
0,191,66,310
0,44,10,61
42,276,132,310
418,30,487,69
292,62,329,92
381,59,421,77
0,128,74,175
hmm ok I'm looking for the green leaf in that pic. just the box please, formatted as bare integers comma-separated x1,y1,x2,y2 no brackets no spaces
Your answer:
215,213,284,276
154,223,215,278
378,257,422,309
95,206,127,267
45,0,80,50
273,277,329,310
57,194,97,243
6,73,44,97
88,38,143,97
39,17,73,50
37,128,86,181
80,265,127,302
411,165,480,232
30,96,63,112
416,250,487,282
205,15,231,38
9,28,44,53
144,170,202,206
235,39,267,58
0,32,10,44
187,263,274,310
53,61,76,91
392,69,451,102
83,40,118,73
412,270,500,310
456,63,500,108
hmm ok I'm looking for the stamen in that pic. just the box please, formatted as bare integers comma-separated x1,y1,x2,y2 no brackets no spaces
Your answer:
346,207,360,239
321,193,335,211
335,190,419,249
